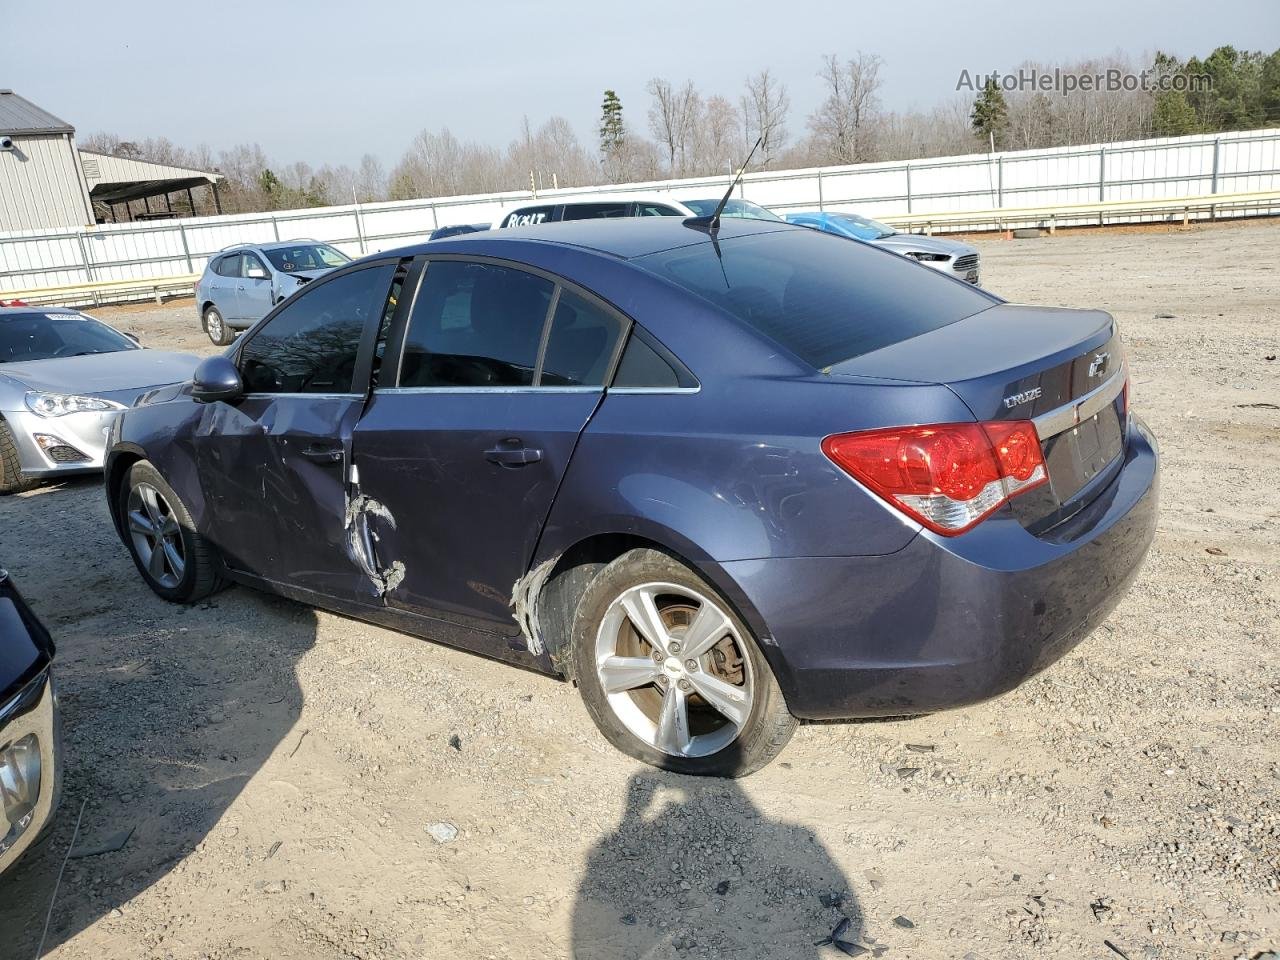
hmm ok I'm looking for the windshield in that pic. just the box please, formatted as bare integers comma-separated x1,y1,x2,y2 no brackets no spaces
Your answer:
683,198,786,222
832,214,897,240
635,229,995,369
263,243,351,272
0,311,138,363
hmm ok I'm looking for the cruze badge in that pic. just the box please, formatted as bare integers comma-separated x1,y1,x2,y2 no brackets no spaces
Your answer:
1003,386,1042,409
1088,352,1110,378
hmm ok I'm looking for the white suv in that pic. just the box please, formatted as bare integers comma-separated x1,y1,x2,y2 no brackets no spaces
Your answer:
494,193,694,228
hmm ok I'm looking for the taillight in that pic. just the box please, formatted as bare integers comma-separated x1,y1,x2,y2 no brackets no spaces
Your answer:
822,421,1048,536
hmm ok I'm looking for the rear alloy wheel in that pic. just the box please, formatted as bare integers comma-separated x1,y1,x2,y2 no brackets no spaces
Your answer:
571,548,796,777
204,305,233,346
119,460,222,602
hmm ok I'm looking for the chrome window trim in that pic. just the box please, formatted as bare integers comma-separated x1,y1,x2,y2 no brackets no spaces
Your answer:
240,392,362,400
606,386,702,395
375,386,604,396
1033,362,1126,441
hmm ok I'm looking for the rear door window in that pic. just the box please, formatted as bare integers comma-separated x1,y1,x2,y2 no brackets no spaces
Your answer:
214,254,241,277
398,260,553,387
539,291,625,387
560,202,631,221
637,203,682,217
634,229,997,369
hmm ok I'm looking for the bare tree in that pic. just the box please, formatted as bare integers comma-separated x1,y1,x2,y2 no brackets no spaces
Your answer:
357,154,386,202
647,78,701,176
808,52,884,164
740,69,790,168
692,94,743,174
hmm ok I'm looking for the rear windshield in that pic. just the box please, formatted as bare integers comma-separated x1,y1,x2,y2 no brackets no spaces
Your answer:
634,229,996,368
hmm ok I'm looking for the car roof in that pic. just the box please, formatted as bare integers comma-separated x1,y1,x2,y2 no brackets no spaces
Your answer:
506,191,693,209
381,216,799,262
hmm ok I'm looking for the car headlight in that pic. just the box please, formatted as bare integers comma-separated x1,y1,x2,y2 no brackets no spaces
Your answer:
904,251,950,262
0,734,41,856
24,392,124,418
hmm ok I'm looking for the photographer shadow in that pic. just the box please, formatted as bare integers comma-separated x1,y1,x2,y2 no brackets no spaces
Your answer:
572,767,866,960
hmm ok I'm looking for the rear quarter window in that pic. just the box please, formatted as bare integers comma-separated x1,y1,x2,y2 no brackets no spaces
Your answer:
634,229,997,369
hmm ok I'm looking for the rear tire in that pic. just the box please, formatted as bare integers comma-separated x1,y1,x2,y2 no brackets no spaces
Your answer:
0,419,38,495
204,305,234,346
569,548,796,777
118,460,223,602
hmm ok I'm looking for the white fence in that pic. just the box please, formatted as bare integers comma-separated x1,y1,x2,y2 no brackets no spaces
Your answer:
2,127,1279,296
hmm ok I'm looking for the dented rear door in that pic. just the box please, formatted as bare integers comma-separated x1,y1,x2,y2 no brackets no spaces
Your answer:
348,257,627,638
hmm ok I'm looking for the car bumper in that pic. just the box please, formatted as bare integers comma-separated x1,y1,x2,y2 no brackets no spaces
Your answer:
920,258,981,284
722,416,1159,720
0,670,61,876
2,407,120,477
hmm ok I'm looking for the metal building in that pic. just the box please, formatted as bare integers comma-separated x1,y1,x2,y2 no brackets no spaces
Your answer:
0,90,222,232
0,89,96,231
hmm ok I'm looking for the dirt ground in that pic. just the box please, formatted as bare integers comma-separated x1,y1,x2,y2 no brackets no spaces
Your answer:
0,219,1277,960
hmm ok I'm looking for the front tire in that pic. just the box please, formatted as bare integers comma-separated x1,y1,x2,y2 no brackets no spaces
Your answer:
570,548,796,777
204,305,234,346
0,419,38,495
119,460,222,602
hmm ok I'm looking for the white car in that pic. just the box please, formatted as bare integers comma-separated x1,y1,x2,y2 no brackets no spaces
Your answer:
493,193,694,228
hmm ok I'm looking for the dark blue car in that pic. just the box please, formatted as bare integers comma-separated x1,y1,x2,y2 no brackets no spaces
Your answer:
104,218,1158,776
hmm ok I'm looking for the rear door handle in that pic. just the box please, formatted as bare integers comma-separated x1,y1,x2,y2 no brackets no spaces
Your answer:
485,443,542,467
301,443,343,464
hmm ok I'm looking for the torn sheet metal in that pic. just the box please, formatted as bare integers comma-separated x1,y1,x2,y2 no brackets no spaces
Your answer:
344,490,405,598
511,557,556,656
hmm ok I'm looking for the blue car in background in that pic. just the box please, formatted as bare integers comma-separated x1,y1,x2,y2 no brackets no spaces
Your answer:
195,240,352,346
105,217,1157,777
787,210,983,284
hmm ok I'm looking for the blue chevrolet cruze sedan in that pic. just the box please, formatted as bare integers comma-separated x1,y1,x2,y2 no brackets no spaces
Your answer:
104,217,1158,776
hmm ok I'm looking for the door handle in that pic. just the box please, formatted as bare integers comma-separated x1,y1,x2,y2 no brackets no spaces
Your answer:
301,443,343,464
485,443,542,467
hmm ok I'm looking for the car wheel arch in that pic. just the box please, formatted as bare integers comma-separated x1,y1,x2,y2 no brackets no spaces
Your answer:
104,446,147,538
526,530,795,707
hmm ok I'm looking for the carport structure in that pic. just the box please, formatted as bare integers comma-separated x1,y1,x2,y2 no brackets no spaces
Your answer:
80,151,223,223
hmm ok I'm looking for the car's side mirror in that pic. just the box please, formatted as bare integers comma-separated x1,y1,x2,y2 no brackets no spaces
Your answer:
246,265,268,280
191,355,244,404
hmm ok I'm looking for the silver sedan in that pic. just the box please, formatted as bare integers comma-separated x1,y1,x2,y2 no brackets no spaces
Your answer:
0,307,198,493
784,211,982,284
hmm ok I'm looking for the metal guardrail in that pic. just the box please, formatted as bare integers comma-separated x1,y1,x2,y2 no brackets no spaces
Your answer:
6,189,1277,308
875,189,1280,234
2,273,200,307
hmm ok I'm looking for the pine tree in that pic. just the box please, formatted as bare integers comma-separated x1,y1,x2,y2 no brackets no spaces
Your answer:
970,78,1009,149
1152,90,1200,136
599,90,625,158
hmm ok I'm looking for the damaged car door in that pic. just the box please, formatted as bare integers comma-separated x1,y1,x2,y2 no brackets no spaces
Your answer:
193,261,398,600
349,256,627,637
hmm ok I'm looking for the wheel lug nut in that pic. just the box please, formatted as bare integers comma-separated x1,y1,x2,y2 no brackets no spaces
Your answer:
652,650,665,663
684,659,697,671
668,641,682,654
677,678,692,692
656,676,668,688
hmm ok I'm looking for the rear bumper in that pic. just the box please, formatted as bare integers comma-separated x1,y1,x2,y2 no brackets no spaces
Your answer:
723,417,1159,720
0,671,61,876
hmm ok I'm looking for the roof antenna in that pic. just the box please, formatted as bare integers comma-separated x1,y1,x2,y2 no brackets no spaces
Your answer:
686,137,762,234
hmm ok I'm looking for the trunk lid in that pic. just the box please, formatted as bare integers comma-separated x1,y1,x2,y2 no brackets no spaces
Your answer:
828,304,1128,531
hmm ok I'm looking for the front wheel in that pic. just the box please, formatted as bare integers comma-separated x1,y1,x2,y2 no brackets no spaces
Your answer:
119,460,223,602
570,548,796,777
204,305,234,346
0,419,38,495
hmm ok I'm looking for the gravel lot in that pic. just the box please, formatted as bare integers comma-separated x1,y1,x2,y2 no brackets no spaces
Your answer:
0,219,1277,960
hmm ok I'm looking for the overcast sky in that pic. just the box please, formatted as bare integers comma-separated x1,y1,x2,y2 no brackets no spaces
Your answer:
6,0,1278,171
